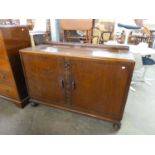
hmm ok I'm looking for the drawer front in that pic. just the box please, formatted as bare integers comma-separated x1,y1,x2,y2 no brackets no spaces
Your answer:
0,31,2,39
0,70,15,86
0,39,7,60
0,83,19,100
0,59,11,72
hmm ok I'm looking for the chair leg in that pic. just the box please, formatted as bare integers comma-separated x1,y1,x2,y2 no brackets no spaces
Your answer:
141,66,154,85
133,66,154,86
30,34,35,47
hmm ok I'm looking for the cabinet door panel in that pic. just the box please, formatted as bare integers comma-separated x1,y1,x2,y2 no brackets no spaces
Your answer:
22,54,65,105
71,59,132,119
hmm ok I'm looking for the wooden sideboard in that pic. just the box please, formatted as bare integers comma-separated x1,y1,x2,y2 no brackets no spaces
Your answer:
0,25,31,107
20,42,135,129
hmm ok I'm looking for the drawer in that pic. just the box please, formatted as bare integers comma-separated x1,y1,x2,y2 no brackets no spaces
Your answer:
0,31,2,39
0,59,11,72
0,39,7,60
0,70,15,86
0,83,19,100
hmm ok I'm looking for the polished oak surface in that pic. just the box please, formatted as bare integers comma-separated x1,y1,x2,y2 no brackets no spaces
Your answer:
0,25,31,107
20,44,134,61
20,42,135,125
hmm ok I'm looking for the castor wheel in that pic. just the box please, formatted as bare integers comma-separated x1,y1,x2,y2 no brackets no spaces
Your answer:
113,122,121,130
30,102,39,107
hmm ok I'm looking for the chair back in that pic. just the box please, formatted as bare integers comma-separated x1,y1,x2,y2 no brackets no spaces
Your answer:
60,19,94,43
60,19,93,31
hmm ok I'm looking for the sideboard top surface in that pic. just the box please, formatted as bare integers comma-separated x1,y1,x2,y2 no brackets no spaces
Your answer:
20,43,135,62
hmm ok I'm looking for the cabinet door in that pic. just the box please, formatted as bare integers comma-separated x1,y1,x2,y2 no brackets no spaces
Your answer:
22,53,65,106
71,59,133,120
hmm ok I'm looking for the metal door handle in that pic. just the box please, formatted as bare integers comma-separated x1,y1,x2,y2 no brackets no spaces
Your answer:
71,80,76,90
60,79,65,88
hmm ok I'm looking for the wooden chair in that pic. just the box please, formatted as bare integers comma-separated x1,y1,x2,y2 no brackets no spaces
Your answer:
60,19,94,43
94,21,114,44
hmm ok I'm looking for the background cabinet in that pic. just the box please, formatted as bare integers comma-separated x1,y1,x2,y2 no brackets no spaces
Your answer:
0,25,31,107
20,43,135,126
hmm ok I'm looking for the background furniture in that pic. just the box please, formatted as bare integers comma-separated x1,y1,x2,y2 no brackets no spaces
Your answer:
130,52,144,91
94,20,114,44
29,19,51,47
149,30,155,48
129,44,155,85
117,23,141,45
99,30,113,44
128,31,152,46
60,19,94,43
0,19,20,25
29,31,47,47
0,25,31,107
20,42,135,129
